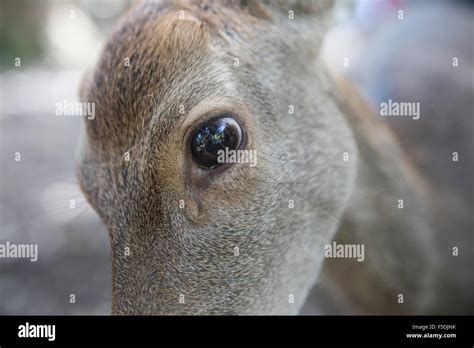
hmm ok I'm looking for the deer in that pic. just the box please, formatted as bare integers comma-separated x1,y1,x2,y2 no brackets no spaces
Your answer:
77,0,473,315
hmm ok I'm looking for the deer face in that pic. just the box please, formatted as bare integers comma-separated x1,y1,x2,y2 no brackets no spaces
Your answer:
77,0,356,314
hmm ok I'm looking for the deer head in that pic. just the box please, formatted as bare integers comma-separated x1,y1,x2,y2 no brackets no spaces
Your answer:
77,0,358,314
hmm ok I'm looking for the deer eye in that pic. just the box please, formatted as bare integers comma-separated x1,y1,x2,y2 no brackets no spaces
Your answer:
190,116,243,168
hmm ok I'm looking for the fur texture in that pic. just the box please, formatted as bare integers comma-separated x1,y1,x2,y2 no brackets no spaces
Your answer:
77,0,473,314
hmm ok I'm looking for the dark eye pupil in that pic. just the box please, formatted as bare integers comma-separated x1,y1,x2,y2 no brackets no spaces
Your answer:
191,117,242,168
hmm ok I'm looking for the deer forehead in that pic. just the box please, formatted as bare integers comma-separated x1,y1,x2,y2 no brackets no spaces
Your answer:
83,1,272,153
82,0,337,154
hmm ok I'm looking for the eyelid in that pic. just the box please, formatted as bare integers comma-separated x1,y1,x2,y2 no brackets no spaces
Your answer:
190,115,244,153
182,111,246,149
178,97,248,143
192,115,243,147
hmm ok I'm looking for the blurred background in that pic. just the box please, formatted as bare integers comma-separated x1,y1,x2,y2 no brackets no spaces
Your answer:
0,0,131,314
0,0,473,314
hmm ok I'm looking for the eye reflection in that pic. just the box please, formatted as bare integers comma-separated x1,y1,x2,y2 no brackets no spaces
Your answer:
190,116,242,168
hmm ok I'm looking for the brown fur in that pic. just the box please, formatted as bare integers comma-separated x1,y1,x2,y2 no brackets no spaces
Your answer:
77,0,473,314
